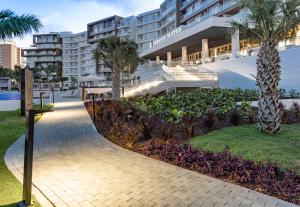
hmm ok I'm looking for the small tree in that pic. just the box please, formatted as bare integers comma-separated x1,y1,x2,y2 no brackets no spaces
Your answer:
231,0,300,134
94,36,140,100
40,64,56,82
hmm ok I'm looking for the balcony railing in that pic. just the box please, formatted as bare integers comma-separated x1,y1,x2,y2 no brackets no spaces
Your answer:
181,0,218,21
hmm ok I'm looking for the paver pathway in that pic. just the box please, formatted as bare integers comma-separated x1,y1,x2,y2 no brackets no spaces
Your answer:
5,101,299,207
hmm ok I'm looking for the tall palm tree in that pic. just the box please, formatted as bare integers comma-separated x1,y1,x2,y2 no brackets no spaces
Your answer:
94,36,140,100
231,0,300,134
0,9,42,40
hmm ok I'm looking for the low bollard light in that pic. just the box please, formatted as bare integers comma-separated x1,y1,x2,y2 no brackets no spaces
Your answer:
52,89,55,104
87,93,96,123
39,92,46,110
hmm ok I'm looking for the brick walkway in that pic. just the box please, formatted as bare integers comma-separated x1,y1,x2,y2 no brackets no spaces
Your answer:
5,101,299,207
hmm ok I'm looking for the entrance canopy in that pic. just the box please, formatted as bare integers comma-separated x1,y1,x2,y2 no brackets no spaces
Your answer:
140,16,233,60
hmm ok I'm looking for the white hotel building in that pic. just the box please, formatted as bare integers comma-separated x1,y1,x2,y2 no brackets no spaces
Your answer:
22,0,300,89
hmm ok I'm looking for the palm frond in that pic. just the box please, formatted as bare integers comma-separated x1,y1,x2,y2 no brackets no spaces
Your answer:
0,9,42,40
231,0,300,43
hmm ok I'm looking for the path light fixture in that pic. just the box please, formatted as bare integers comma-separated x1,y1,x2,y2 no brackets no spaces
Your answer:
18,109,53,207
87,93,97,123
39,92,46,110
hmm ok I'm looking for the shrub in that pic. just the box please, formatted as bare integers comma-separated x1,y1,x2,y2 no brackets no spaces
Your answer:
203,107,218,129
290,102,300,119
289,89,300,98
247,109,257,124
229,108,241,126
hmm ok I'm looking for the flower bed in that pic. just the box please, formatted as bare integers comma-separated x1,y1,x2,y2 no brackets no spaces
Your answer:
85,88,300,205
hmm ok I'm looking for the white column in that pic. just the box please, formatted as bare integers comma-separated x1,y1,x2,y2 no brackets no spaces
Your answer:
181,46,188,65
156,56,160,64
212,48,218,57
167,52,172,67
296,31,300,46
201,39,208,63
231,29,240,58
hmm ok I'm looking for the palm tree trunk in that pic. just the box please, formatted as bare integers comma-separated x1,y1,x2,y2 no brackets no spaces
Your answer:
256,40,281,134
112,67,121,100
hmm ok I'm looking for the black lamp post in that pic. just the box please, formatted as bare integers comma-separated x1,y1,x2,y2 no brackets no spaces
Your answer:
19,109,53,207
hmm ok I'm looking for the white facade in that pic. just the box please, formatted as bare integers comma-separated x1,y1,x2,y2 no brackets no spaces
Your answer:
61,32,94,87
136,9,161,52
160,0,177,36
118,16,137,41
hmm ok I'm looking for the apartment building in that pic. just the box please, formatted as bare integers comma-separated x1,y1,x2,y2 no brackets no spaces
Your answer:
22,33,63,80
118,16,137,41
87,15,123,44
136,9,161,52
22,0,300,88
61,32,94,88
0,42,22,69
160,0,178,36
141,0,244,64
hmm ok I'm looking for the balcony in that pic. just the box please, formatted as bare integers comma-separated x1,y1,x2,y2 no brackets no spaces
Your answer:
88,26,116,36
180,0,218,22
190,1,237,25
33,35,62,44
136,17,160,26
160,15,176,29
161,4,176,18
21,49,62,57
180,0,196,10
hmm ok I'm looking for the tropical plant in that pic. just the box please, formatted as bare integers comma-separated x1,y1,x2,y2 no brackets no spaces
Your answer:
0,66,11,77
40,64,56,82
94,36,140,100
231,0,300,134
12,65,21,83
30,67,42,81
0,9,42,40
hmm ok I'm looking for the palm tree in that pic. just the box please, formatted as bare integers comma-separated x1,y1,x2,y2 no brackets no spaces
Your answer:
40,64,56,82
12,65,21,89
231,0,300,134
0,66,11,77
94,36,140,100
0,9,42,40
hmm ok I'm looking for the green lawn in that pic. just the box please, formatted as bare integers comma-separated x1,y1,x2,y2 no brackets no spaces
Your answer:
0,105,52,207
191,124,300,175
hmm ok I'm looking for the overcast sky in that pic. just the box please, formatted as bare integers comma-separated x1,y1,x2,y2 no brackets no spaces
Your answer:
2,0,162,48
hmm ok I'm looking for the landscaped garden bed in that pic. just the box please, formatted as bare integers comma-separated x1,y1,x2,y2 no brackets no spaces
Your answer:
85,88,300,205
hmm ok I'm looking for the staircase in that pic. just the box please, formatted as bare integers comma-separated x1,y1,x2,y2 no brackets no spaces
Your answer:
123,66,218,97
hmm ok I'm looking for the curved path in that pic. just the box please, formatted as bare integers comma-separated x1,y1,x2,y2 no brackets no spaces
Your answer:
5,101,298,207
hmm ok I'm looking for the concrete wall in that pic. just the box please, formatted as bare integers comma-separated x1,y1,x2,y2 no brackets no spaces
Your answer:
198,47,300,91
